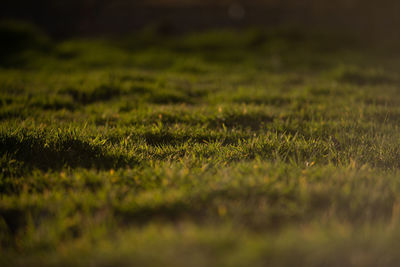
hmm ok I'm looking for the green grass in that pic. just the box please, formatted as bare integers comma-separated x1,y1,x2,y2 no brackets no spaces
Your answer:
2,23,400,266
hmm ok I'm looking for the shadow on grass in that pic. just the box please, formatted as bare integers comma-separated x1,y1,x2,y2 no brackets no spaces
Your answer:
141,131,245,146
334,67,395,86
112,187,303,230
0,133,137,176
208,113,274,131
233,95,293,106
61,85,121,105
126,112,274,132
29,96,76,111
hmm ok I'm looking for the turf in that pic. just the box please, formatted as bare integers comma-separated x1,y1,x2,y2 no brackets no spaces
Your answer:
1,24,400,266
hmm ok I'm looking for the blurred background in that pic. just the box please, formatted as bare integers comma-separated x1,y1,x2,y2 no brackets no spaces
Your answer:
1,0,399,40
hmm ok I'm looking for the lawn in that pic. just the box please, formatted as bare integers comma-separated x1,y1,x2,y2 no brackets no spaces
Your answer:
1,22,400,266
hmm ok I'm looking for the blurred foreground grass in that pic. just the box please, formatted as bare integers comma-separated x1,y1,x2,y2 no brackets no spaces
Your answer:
1,21,400,266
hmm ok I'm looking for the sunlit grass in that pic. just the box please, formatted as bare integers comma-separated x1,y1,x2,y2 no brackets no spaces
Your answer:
1,23,400,266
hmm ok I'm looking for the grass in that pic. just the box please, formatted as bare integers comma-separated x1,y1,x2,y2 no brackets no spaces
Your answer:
2,22,400,266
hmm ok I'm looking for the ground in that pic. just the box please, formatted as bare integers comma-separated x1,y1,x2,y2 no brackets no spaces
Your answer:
1,23,400,266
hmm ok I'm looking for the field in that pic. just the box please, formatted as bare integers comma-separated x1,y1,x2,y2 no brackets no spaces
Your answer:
2,22,400,266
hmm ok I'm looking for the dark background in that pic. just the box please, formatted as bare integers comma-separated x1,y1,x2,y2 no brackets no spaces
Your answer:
1,0,400,40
